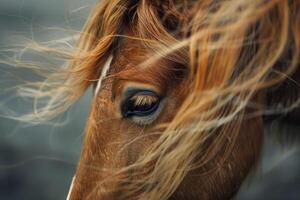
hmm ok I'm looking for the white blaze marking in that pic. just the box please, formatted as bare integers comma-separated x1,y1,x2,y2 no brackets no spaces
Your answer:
66,57,113,200
95,55,113,95
66,176,75,200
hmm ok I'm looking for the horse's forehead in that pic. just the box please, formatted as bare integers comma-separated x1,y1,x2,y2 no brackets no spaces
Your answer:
112,38,152,72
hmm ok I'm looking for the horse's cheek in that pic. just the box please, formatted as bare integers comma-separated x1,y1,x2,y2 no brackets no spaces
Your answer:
171,116,264,200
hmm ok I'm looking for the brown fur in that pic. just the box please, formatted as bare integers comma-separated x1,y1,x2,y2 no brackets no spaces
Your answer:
71,37,265,199
67,0,300,199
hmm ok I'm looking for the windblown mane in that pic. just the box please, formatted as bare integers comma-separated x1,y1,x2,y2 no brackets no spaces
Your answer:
3,0,300,199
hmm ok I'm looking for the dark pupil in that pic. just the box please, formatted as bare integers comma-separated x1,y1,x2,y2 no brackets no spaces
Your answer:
123,97,159,118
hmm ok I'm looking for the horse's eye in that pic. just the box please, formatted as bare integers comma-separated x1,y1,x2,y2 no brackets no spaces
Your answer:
121,90,164,125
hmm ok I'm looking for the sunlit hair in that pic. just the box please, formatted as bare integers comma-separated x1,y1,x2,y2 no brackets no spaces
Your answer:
3,0,300,199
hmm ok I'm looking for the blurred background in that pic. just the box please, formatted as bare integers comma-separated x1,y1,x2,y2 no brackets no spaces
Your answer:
0,0,95,199
0,0,299,199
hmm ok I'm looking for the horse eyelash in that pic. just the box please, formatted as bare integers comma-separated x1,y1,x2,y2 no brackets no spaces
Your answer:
131,95,159,106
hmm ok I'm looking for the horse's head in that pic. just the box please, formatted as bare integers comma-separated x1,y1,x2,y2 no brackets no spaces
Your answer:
69,31,263,199
56,0,299,199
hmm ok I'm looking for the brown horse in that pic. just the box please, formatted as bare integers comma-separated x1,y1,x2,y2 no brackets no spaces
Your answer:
11,0,300,199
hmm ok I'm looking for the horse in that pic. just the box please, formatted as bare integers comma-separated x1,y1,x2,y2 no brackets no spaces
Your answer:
10,0,300,199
